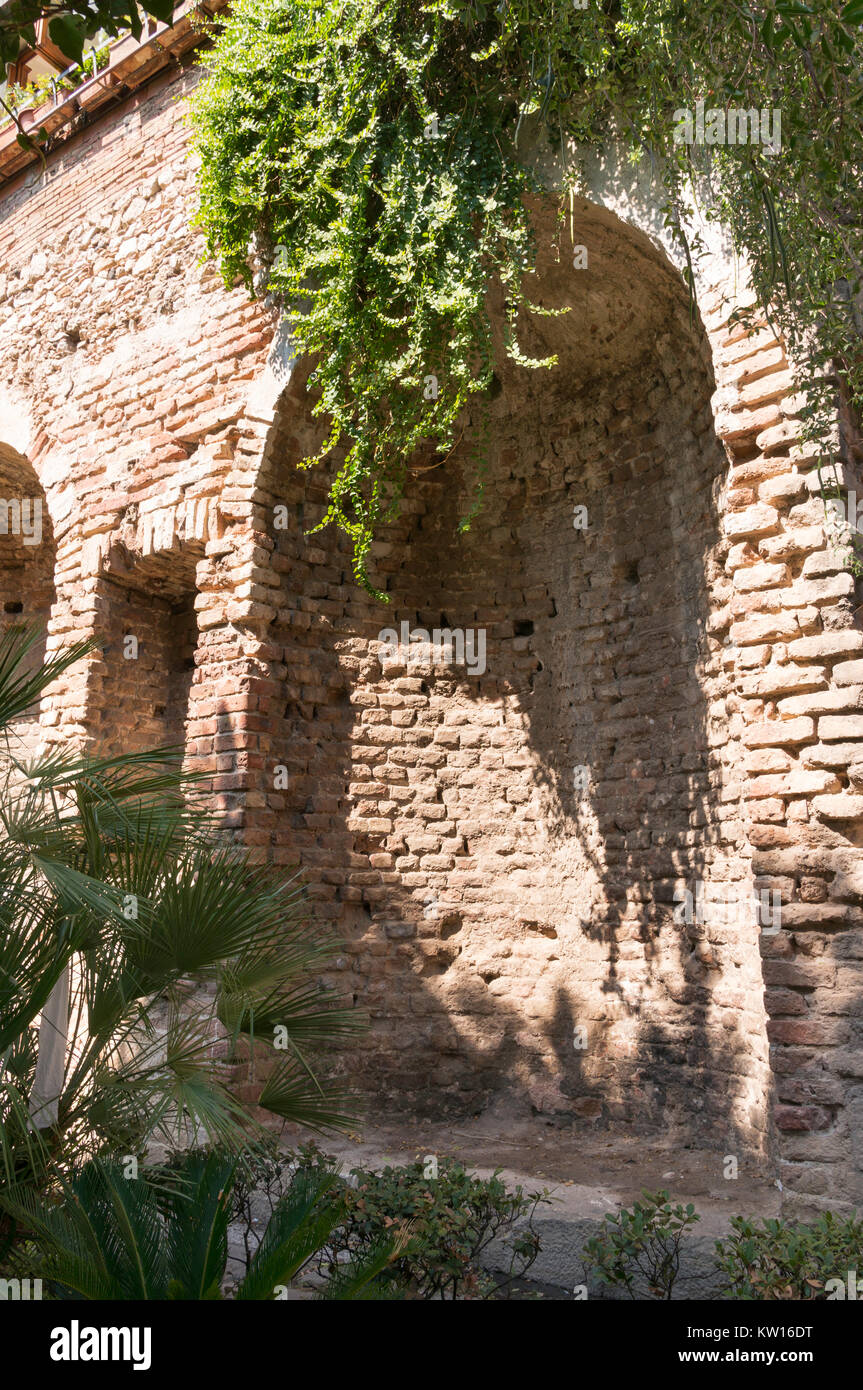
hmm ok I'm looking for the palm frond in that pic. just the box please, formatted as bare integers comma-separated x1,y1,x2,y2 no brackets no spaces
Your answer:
314,1235,406,1300
235,1167,343,1300
0,632,365,1230
161,1149,236,1299
257,1054,358,1132
0,626,94,735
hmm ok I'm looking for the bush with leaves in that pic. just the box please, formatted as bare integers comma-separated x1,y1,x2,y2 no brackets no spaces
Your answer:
583,1189,700,1300
191,0,863,594
0,625,360,1262
191,0,557,594
3,1148,401,1299
226,1137,300,1278
291,1147,548,1299
715,1212,863,1301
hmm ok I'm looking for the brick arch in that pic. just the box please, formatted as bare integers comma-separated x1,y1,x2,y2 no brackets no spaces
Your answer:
0,21,854,1206
83,546,203,761
0,28,856,1208
233,197,781,1170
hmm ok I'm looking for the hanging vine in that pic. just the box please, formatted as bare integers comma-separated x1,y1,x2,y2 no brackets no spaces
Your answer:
190,0,863,595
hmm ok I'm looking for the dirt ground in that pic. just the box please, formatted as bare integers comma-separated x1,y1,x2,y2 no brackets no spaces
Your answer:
303,1103,782,1229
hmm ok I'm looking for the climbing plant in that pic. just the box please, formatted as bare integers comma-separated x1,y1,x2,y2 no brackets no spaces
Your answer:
190,0,863,594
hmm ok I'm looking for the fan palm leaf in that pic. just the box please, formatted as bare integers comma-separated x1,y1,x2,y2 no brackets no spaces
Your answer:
0,628,363,1242
4,1153,399,1300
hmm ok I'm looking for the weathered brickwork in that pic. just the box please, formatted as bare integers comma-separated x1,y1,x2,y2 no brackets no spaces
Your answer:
0,42,861,1214
0,441,55,754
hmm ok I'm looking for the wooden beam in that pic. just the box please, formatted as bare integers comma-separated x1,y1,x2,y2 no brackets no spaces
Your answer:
33,19,75,74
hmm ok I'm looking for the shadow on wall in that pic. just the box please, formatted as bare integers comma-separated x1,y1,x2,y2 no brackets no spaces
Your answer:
249,198,772,1164
0,442,56,756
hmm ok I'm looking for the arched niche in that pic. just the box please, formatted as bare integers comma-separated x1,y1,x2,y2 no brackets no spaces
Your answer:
248,196,772,1159
0,441,57,757
86,540,202,762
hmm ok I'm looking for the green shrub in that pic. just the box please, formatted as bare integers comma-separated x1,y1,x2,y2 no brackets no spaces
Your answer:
295,1147,548,1299
583,1189,700,1300
3,1148,401,1300
0,624,360,1265
716,1213,863,1301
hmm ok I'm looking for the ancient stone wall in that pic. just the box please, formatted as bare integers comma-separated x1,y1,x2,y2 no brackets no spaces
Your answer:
1,43,861,1214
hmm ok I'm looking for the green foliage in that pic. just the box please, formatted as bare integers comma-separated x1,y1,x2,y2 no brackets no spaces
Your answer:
0,3,175,66
190,0,550,595
0,624,360,1254
583,1189,700,1299
292,1146,548,1298
2,1149,400,1299
0,43,113,134
715,1212,863,1300
191,0,863,595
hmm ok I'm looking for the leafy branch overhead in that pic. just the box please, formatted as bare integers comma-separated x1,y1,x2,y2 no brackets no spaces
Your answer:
0,1,176,66
198,2,860,590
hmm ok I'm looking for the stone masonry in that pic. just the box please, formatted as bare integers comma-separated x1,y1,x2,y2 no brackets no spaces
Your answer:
0,16,861,1216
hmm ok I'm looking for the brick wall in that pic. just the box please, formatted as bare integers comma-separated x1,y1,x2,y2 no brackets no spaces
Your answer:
0,52,861,1214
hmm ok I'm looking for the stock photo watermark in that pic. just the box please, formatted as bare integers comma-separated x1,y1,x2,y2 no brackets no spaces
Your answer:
50,1323,152,1371
377,620,487,676
824,489,863,537
673,881,781,934
673,101,781,155
0,1276,42,1300
0,496,42,546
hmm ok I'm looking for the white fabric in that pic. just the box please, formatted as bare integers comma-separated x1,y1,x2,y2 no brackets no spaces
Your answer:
28,966,69,1129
